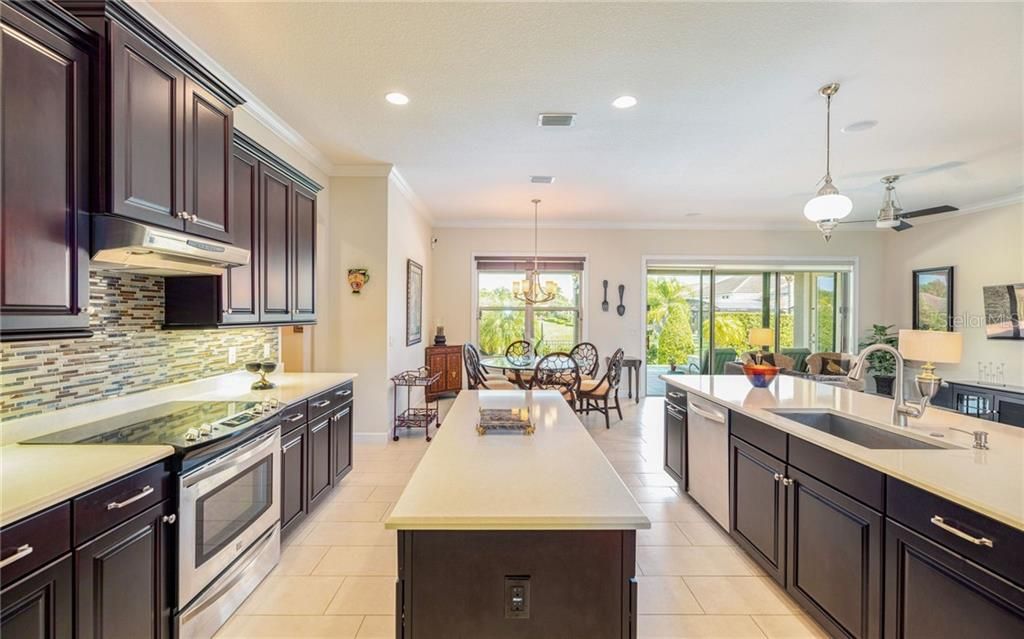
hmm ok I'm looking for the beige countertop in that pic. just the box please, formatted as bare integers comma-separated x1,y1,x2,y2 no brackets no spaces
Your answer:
0,371,357,528
385,390,651,531
663,375,1024,532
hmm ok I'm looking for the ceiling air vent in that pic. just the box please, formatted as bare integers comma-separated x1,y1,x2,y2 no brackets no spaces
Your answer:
530,176,555,184
537,113,576,127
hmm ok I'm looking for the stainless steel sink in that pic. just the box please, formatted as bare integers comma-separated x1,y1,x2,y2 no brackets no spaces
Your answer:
768,410,954,450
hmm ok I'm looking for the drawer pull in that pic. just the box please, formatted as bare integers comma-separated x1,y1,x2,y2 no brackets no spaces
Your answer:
666,406,684,420
667,392,685,399
106,485,154,510
312,400,331,408
773,473,783,482
781,477,794,487
930,516,994,548
0,544,33,569
334,389,352,397
285,413,305,423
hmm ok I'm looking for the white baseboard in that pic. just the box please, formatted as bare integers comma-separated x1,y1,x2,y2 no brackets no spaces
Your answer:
354,432,390,444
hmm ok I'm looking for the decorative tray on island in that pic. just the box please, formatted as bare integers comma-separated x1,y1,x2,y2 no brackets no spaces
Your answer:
476,408,535,435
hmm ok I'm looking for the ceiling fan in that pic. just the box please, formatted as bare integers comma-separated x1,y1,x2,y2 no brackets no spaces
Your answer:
841,175,959,232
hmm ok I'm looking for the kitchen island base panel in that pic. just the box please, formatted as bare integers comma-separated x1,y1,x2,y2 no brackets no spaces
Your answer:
396,529,637,638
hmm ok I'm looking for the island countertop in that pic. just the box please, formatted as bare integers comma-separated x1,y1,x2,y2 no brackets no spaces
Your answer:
663,375,1024,532
385,390,651,531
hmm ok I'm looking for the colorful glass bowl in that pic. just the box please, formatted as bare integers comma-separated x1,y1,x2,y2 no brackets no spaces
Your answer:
742,363,780,388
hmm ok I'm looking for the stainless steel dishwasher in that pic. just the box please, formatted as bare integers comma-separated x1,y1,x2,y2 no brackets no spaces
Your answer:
686,396,730,530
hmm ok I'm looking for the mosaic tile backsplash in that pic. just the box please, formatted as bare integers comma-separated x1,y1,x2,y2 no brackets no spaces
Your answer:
0,270,279,421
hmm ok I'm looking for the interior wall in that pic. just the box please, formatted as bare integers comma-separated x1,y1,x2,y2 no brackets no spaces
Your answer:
882,202,1024,385
386,179,434,413
331,176,390,435
431,225,888,393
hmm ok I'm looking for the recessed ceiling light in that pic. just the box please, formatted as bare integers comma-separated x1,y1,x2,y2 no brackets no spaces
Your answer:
841,119,877,133
385,92,409,105
612,95,638,109
530,176,555,184
685,213,701,217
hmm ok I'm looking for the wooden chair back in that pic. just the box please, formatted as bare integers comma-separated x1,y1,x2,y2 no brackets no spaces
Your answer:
569,342,600,378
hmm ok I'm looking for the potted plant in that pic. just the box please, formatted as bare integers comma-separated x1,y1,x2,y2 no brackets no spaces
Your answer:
668,357,678,373
858,324,899,397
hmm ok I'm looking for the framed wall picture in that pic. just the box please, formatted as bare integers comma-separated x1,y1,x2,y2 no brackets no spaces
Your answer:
912,266,954,331
407,259,423,345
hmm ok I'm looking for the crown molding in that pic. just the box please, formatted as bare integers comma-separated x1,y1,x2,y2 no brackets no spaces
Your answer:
388,168,434,222
130,1,334,175
330,164,394,177
431,218,824,232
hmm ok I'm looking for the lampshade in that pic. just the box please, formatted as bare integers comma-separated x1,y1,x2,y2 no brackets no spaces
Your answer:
898,329,962,364
803,192,853,222
748,327,774,347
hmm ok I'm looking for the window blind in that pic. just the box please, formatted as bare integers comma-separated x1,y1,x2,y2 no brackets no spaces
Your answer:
475,256,585,272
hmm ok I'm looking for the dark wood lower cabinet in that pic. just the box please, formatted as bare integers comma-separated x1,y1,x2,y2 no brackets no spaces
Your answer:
331,403,353,482
663,401,686,486
884,520,1024,639
786,467,883,639
729,437,786,585
397,529,637,638
0,555,73,639
307,416,332,508
75,501,171,639
281,424,309,536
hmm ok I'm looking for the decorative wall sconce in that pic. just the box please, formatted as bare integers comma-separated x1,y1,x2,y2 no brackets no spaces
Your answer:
347,268,370,294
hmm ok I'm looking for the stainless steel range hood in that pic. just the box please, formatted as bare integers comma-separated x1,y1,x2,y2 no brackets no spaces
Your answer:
91,216,249,276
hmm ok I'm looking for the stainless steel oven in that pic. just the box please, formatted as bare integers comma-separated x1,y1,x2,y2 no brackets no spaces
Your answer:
177,427,281,638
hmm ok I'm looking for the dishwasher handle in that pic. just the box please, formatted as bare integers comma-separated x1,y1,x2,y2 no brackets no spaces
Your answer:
688,402,727,424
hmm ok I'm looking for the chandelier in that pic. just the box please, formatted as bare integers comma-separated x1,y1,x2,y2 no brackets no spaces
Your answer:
512,199,557,304
804,82,853,242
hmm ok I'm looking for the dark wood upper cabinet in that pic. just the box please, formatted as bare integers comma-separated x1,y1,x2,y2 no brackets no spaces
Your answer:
183,78,233,242
291,185,317,321
260,163,292,323
223,146,260,323
0,1,92,341
109,22,183,228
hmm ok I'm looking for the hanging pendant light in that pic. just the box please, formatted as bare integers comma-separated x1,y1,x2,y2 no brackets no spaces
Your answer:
804,82,853,241
512,199,557,305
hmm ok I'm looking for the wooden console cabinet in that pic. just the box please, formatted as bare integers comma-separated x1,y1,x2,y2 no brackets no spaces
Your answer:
425,345,463,401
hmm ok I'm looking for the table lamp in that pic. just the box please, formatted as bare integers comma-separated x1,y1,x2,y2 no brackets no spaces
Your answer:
898,329,963,399
748,327,774,364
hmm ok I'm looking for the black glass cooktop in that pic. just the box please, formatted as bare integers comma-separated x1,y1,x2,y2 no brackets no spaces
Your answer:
23,400,266,448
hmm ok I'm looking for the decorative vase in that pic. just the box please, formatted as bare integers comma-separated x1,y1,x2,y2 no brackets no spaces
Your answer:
742,363,780,388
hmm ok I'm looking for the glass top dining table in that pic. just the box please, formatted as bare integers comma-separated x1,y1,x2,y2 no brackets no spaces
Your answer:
479,355,574,389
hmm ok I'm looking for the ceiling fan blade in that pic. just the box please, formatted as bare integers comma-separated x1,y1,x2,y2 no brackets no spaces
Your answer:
837,219,875,225
902,205,958,219
892,220,913,232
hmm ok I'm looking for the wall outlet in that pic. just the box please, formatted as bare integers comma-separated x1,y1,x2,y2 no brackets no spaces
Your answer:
227,346,237,365
504,576,530,619
263,343,271,358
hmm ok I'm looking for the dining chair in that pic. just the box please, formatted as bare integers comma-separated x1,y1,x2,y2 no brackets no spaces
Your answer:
465,343,509,382
505,340,534,382
464,344,517,390
530,352,581,405
569,342,600,380
579,348,624,428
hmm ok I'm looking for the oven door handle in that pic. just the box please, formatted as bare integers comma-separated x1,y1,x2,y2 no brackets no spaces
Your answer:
181,428,280,489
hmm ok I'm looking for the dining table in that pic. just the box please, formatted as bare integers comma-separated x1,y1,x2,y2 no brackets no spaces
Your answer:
480,355,574,389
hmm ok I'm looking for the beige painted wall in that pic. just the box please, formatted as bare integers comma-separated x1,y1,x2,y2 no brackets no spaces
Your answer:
431,225,889,393
882,202,1024,385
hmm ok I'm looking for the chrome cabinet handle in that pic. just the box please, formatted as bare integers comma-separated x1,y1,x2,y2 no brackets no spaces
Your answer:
177,211,189,220
189,213,198,222
285,413,304,423
0,544,34,569
930,516,994,547
773,473,783,482
311,421,329,433
666,406,684,420
106,485,154,510
311,400,331,408
781,477,794,487
334,389,352,397
668,392,685,399
282,437,304,452
162,514,176,524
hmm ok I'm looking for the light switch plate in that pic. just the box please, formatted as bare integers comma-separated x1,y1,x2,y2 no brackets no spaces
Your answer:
228,346,237,365
263,344,271,358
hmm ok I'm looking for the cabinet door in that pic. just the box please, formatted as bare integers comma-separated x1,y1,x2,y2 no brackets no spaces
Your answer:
75,501,170,639
222,147,260,323
0,555,73,639
259,164,291,322
183,78,233,242
281,425,308,535
331,404,353,482
110,22,184,229
995,395,1024,427
426,350,448,397
885,520,1024,639
0,4,90,339
664,403,685,485
445,350,462,392
729,437,786,585
291,185,316,321
307,417,332,508
786,467,883,639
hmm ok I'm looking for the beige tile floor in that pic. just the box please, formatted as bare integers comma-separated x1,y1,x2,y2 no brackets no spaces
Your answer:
217,397,827,638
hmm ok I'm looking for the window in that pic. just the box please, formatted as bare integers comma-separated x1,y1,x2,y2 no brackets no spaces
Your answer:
475,257,584,356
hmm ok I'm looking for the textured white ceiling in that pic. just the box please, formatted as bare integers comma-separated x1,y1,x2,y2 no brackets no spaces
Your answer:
149,1,1023,226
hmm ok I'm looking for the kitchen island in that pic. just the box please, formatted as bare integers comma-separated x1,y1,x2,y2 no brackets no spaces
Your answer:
385,390,650,638
663,374,1024,639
